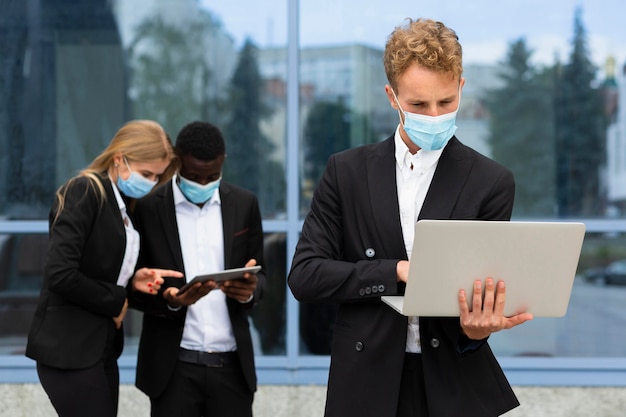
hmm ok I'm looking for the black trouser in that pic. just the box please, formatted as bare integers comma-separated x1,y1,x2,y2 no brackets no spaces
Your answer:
396,352,429,417
150,349,253,417
37,327,119,417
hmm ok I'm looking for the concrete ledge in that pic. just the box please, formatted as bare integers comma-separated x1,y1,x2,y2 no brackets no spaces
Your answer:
2,384,626,416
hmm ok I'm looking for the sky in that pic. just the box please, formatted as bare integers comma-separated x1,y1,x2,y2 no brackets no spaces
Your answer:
201,0,626,73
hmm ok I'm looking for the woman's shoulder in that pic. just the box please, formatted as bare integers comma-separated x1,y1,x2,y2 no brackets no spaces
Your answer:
59,173,112,206
64,172,109,190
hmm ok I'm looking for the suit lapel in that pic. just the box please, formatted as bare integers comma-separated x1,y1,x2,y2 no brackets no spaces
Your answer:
219,184,233,269
158,183,185,271
367,136,407,259
419,137,472,220
102,178,125,237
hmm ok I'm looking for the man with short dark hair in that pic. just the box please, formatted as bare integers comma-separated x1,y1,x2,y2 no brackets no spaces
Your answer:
131,121,266,417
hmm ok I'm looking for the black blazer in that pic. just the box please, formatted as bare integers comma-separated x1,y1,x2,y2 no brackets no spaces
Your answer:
26,176,128,369
288,136,519,417
130,180,266,399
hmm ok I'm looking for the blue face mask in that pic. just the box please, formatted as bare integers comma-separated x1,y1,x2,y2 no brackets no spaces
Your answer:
116,157,157,199
392,89,460,151
178,175,221,204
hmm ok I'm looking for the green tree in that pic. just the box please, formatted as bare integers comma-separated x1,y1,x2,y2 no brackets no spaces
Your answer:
554,8,607,217
300,100,377,212
486,38,556,216
304,101,351,181
301,100,352,210
127,13,227,135
223,38,279,215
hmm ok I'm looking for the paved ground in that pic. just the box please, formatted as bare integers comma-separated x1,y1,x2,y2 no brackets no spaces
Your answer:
2,384,626,417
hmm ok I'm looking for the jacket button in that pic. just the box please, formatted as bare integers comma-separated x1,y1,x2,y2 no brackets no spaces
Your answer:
365,286,372,295
372,285,378,294
430,338,440,348
378,284,385,293
359,288,365,296
355,341,364,352
365,248,375,257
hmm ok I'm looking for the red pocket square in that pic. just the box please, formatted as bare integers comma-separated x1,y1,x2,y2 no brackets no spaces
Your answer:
233,228,249,237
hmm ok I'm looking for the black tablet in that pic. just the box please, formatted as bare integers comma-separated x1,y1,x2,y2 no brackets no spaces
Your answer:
177,266,261,295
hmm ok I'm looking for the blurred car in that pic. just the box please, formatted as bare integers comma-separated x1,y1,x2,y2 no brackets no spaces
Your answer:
584,259,626,285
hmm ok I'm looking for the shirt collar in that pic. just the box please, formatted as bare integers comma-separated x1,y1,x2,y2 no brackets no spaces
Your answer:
393,126,446,173
109,174,127,213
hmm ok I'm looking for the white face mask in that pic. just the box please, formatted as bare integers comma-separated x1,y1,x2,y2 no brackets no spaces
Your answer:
392,89,460,151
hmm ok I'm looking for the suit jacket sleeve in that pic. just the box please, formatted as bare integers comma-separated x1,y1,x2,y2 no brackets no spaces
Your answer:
45,177,127,317
288,149,400,304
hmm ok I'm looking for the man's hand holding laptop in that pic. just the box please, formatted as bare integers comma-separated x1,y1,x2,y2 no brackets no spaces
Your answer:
458,278,533,340
396,260,533,340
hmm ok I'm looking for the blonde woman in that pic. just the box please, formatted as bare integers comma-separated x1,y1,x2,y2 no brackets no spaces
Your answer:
26,120,183,417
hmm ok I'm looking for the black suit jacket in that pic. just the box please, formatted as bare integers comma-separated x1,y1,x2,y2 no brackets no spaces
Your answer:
130,180,266,399
26,176,128,369
288,136,519,417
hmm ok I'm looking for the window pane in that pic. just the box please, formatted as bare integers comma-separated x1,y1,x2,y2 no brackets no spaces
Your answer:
122,0,289,219
298,45,395,213
0,0,288,219
1,1,125,219
251,232,287,355
0,0,287,357
0,233,46,355
491,231,626,357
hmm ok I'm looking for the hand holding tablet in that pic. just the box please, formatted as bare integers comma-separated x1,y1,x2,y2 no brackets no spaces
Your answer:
177,265,261,295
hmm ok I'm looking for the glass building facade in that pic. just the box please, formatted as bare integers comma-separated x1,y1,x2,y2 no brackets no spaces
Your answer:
2,0,626,385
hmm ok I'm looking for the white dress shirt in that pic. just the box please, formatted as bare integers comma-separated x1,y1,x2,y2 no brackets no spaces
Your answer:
172,176,237,353
394,128,444,353
110,176,139,288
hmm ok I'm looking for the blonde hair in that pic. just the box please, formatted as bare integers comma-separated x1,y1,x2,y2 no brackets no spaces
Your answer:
383,18,463,91
54,120,178,221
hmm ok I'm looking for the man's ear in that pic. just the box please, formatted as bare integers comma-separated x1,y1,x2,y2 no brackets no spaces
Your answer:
384,84,399,111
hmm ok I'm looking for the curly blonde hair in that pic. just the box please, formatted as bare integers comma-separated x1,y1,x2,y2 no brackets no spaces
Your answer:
383,18,463,91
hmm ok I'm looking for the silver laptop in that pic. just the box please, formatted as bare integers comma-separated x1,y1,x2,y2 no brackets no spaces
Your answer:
381,220,586,317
